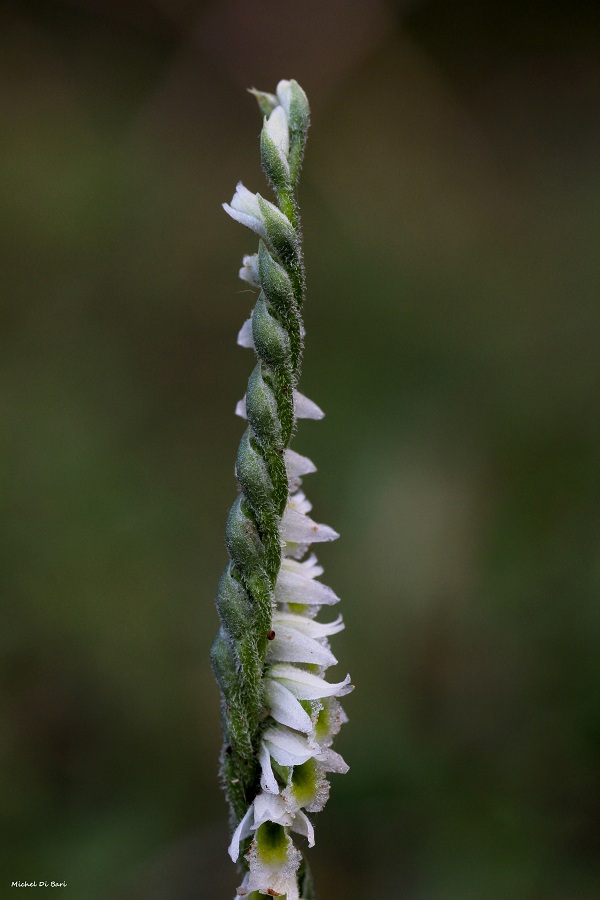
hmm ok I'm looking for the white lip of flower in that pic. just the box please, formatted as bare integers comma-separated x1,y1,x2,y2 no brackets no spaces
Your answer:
235,389,323,421
235,869,301,900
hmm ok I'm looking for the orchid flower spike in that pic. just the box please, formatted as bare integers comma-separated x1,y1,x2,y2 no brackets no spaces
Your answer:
212,79,352,900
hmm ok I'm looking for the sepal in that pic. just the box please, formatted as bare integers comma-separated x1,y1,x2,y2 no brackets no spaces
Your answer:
249,87,278,117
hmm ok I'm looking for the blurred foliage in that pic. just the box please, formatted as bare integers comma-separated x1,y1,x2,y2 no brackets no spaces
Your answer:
1,1,600,897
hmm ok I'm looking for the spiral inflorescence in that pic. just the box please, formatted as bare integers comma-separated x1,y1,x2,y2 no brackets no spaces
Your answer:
212,85,307,824
213,81,352,900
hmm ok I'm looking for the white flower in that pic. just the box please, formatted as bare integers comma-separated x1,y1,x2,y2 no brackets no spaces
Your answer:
258,724,349,807
258,725,349,812
224,183,293,244
261,660,352,758
223,182,267,240
229,792,314,899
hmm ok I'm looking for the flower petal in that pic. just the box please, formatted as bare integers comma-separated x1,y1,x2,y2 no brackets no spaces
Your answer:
294,390,324,420
262,726,316,767
269,663,354,700
266,679,313,733
242,824,301,900
291,809,315,848
273,612,344,639
237,317,254,348
280,506,339,544
239,253,259,287
316,747,350,774
285,448,317,481
267,625,338,667
228,803,254,862
275,568,340,607
281,553,323,580
253,792,292,827
258,740,280,794
288,490,312,515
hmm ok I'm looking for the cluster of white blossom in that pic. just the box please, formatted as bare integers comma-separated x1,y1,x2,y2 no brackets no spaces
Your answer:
231,354,352,900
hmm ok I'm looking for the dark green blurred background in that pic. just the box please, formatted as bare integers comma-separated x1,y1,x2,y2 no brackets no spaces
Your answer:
2,1,600,897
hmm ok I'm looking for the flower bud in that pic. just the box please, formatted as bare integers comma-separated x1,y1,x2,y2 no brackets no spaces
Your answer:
252,295,291,368
246,362,282,448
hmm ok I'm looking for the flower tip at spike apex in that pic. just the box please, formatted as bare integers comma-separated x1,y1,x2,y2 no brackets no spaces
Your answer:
248,87,278,117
